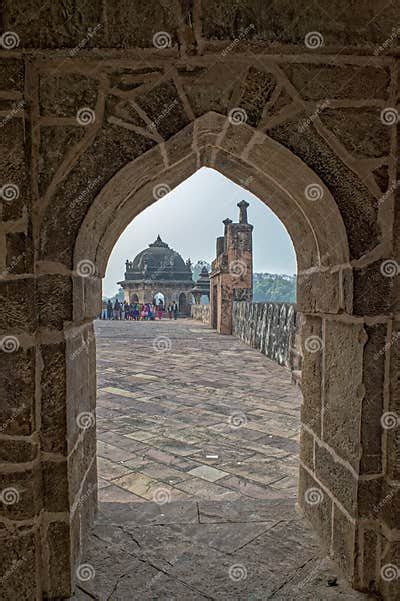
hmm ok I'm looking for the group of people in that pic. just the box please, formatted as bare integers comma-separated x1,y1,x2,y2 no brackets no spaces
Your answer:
100,299,179,321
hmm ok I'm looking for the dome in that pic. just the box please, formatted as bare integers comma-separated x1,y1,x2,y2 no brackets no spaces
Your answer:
123,235,193,283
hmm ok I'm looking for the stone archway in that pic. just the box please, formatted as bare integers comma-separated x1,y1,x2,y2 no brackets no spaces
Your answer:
68,115,354,593
1,32,398,596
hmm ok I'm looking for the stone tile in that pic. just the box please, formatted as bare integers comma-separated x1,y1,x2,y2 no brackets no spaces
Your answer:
123,429,158,442
112,471,189,502
98,484,145,503
176,478,241,501
97,456,132,481
188,465,229,482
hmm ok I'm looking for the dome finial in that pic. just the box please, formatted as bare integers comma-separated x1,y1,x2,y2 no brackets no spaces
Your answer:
149,235,169,248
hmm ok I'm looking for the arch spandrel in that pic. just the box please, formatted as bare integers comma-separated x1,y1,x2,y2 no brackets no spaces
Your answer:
74,113,349,281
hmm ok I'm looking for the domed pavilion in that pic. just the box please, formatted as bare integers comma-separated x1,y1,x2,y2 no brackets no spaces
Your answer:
118,235,194,314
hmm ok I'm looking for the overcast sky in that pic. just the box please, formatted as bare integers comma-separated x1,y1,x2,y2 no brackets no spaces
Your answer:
103,167,297,297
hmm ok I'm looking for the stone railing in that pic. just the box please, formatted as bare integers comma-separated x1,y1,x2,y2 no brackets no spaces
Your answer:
232,301,300,370
191,304,210,324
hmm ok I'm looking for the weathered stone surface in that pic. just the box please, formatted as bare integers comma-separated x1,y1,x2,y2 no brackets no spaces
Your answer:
353,260,395,316
361,324,386,474
0,463,42,520
298,466,332,555
0,438,38,464
0,278,35,332
299,426,314,470
323,319,365,469
237,67,276,127
320,108,390,159
268,119,380,260
37,274,73,329
0,57,24,91
0,526,39,600
39,126,86,196
39,72,98,117
232,301,297,368
42,459,69,512
5,232,33,275
191,303,210,324
315,442,357,516
44,521,72,598
136,81,190,140
180,64,237,118
300,315,322,437
282,64,390,100
0,347,35,436
39,124,155,266
40,342,67,454
0,118,29,222
331,505,356,581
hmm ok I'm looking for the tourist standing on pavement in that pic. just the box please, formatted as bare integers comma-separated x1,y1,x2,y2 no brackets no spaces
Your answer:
133,303,139,320
167,303,173,319
157,302,163,320
113,299,121,320
107,300,113,320
172,301,178,319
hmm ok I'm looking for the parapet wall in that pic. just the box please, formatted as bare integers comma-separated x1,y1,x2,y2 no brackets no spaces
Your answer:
191,304,211,324
232,302,299,369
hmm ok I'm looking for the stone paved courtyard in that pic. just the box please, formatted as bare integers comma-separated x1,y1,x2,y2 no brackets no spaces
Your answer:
72,319,371,600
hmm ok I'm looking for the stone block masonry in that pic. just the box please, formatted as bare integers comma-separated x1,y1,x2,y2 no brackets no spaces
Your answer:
232,302,299,369
190,304,210,324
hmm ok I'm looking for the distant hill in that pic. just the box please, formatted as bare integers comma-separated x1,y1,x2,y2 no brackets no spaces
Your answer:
253,273,296,303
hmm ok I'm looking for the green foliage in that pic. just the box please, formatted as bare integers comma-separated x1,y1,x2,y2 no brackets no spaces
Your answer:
253,273,296,303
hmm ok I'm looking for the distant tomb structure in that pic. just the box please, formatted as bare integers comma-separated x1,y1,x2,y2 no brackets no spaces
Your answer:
118,235,194,313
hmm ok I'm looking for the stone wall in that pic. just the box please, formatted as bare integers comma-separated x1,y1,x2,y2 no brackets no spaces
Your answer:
191,304,210,325
232,302,299,369
1,2,400,597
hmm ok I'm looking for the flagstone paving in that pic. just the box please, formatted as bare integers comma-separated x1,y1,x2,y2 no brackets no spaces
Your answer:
72,319,370,600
